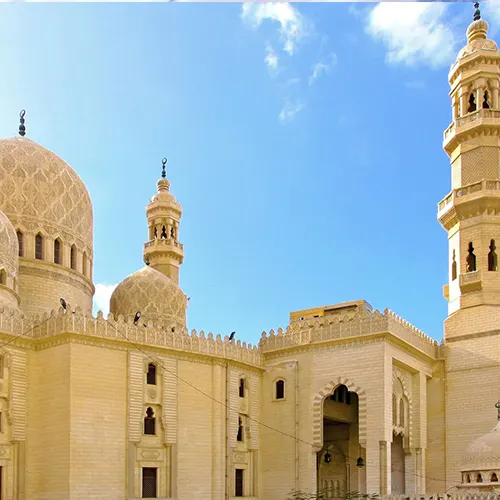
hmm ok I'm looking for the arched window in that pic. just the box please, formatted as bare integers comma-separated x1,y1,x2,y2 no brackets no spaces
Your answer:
477,473,483,483
483,90,491,109
331,384,350,404
239,378,245,398
237,416,243,442
466,242,476,272
276,379,285,400
147,364,156,385
161,226,167,239
489,239,498,271
399,398,404,427
0,270,5,285
392,394,397,426
468,93,477,113
54,239,61,265
144,407,155,435
17,231,23,257
451,249,457,280
491,473,498,482
466,474,471,483
82,252,87,277
35,234,43,260
70,245,77,270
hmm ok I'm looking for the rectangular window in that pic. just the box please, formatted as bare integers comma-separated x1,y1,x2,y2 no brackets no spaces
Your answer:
235,469,243,497
142,467,157,498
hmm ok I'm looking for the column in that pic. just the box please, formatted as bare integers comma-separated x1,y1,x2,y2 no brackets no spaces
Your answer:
411,372,427,493
460,88,469,117
212,363,226,499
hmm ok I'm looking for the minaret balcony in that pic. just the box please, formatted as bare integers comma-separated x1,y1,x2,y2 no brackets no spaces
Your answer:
459,270,483,293
438,180,500,230
144,238,184,252
443,108,500,151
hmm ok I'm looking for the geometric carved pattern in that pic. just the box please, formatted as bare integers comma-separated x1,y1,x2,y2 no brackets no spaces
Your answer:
0,210,18,278
110,266,187,329
311,376,367,450
0,137,93,252
392,367,413,448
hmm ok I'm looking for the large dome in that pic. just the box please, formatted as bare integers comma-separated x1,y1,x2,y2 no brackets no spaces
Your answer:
110,266,187,329
0,210,19,279
0,137,93,252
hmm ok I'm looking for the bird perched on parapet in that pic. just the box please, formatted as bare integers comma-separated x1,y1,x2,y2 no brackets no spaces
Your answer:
229,331,235,342
134,311,141,325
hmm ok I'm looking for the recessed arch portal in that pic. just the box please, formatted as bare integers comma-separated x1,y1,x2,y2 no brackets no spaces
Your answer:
312,377,367,450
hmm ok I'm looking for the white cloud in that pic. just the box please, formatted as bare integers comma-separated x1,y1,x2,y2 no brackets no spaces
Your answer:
93,283,117,317
309,53,337,85
365,2,456,68
241,3,307,56
265,43,279,70
279,101,304,123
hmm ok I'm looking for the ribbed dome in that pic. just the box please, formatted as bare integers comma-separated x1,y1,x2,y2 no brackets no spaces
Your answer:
109,266,187,329
462,421,500,470
0,137,93,253
0,210,18,278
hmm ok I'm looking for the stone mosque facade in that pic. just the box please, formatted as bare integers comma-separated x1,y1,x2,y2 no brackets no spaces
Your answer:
1,6,500,500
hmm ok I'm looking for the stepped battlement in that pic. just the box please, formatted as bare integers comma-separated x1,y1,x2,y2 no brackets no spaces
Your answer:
260,308,440,358
0,305,262,368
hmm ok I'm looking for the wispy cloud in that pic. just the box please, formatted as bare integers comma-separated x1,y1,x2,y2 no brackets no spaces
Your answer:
265,43,279,70
365,2,456,68
241,3,308,56
279,101,304,123
309,53,337,85
93,283,117,317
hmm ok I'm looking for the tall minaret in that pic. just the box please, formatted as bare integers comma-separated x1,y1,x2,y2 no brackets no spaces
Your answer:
439,2,500,340
143,158,184,284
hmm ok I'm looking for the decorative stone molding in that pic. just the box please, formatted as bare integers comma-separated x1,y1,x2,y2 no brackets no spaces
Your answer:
311,376,367,450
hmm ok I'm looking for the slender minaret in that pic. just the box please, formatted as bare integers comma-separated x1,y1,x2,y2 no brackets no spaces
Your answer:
439,2,500,340
143,158,184,283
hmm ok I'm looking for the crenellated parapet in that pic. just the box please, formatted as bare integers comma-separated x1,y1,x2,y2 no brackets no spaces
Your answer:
259,308,439,358
0,306,262,368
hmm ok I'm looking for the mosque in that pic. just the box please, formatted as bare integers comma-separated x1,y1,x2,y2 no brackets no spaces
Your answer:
1,4,500,500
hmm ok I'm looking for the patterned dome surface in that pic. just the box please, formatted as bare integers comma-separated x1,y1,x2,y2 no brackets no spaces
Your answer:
0,137,93,252
110,266,187,328
462,421,500,470
0,209,19,276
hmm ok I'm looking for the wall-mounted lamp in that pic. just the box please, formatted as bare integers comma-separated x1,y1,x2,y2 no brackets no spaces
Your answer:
324,451,331,463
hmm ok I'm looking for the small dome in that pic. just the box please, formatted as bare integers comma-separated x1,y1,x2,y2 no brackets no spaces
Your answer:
110,266,187,328
462,421,500,471
0,136,93,252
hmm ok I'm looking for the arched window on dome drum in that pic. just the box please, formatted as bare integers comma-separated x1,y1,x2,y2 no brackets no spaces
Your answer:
144,407,155,435
146,364,156,385
54,239,61,265
70,245,77,270
491,473,498,482
477,473,483,483
35,234,43,260
466,474,471,483
0,270,5,285
17,231,23,257
82,252,87,277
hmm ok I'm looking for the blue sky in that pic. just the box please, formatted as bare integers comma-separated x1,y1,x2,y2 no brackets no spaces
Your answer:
1,1,499,345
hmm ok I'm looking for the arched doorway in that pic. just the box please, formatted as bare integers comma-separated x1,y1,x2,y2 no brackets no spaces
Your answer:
317,385,364,499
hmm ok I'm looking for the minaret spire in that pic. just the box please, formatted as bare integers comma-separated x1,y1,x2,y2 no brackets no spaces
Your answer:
162,158,167,179
473,2,481,22
18,110,26,137
143,157,184,283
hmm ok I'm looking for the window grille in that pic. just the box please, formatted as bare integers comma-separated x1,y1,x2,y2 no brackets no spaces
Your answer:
235,469,243,497
142,467,157,498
